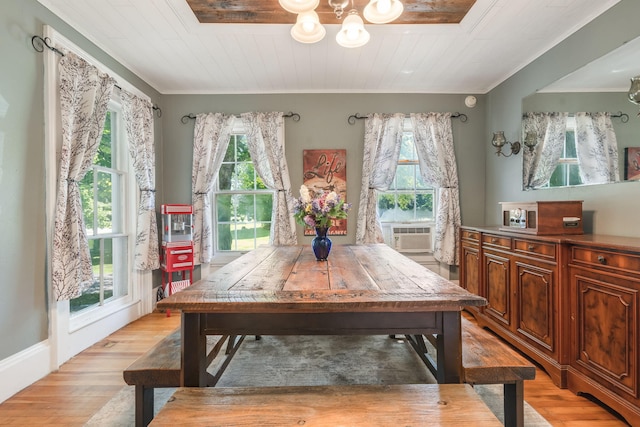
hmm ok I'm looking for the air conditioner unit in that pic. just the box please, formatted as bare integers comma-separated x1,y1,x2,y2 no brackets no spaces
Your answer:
393,226,432,253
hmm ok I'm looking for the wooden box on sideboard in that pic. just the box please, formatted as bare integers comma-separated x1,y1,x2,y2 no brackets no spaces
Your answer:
499,201,583,235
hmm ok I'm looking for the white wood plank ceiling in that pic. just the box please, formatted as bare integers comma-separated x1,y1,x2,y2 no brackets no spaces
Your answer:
36,0,621,94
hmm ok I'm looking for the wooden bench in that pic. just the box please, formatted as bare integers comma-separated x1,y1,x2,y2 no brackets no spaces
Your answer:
123,329,248,427
149,384,503,426
404,316,536,427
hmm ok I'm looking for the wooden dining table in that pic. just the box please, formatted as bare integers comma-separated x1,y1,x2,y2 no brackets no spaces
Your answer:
157,244,487,387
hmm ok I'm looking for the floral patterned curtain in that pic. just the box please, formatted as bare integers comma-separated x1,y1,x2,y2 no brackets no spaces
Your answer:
191,113,236,264
355,113,405,244
410,113,461,266
52,51,116,300
121,91,159,270
522,112,568,190
575,112,620,184
240,112,297,246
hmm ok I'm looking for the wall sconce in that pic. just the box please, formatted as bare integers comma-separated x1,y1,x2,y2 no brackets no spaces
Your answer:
491,131,520,157
523,132,537,152
629,76,640,116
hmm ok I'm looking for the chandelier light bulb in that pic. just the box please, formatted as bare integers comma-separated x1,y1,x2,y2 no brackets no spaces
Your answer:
303,21,314,32
291,10,326,43
377,0,391,14
363,0,403,24
278,0,319,14
336,10,370,48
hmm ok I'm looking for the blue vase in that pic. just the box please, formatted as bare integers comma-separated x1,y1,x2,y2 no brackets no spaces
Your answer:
312,227,332,261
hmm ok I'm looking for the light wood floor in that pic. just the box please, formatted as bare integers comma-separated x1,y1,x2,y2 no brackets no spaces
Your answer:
0,311,630,426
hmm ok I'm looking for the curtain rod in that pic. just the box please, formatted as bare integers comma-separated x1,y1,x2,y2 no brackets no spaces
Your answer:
31,35,162,118
347,112,468,125
180,112,301,124
522,111,629,123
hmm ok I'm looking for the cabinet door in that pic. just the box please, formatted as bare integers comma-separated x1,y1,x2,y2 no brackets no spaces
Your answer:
572,270,638,397
514,260,554,352
484,250,511,327
461,244,480,296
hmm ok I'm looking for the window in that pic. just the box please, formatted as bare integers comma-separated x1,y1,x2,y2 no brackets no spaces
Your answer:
546,117,583,187
215,131,274,251
377,119,435,223
71,102,130,313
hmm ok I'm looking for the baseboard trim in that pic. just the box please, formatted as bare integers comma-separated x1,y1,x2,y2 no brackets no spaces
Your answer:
0,340,51,404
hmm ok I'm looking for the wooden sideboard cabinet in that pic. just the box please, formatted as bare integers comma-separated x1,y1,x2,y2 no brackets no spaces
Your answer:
460,227,566,387
459,227,640,425
566,235,640,425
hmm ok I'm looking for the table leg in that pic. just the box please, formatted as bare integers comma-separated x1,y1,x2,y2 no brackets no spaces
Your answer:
436,311,463,384
181,313,207,386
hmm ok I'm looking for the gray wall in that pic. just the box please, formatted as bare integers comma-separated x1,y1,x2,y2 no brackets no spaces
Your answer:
485,0,640,236
160,93,486,244
0,0,161,360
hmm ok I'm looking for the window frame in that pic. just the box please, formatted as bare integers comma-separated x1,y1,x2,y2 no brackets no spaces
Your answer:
70,101,133,316
377,118,436,224
545,116,583,188
212,122,275,253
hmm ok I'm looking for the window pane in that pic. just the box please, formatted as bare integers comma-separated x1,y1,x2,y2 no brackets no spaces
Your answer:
96,170,114,234
395,165,416,190
70,239,101,312
416,171,428,189
256,223,271,247
235,224,256,251
217,223,234,250
549,164,567,187
256,194,273,221
415,193,434,221
569,164,583,186
377,194,396,222
80,170,95,232
217,194,233,222
218,164,235,190
95,111,113,168
223,138,235,162
233,194,255,222
236,135,251,162
70,236,128,313
256,175,267,190
566,130,577,158
231,163,256,190
399,134,415,161
397,193,415,214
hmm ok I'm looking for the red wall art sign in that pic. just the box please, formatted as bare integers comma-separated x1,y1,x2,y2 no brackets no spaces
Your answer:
302,149,347,236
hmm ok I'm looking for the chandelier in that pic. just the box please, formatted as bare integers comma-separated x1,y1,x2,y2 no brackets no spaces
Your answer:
279,0,404,48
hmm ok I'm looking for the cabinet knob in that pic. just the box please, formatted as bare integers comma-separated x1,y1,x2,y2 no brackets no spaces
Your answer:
597,255,607,265
491,238,498,243
528,245,535,251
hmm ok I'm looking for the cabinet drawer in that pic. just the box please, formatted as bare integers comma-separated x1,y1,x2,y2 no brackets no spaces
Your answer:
514,239,556,261
164,248,194,270
571,247,640,276
482,234,511,250
461,229,480,244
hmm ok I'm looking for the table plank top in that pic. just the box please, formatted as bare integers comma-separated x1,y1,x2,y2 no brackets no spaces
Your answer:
157,244,486,314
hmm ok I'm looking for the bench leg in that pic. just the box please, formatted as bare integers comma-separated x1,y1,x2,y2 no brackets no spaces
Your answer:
135,385,154,427
503,381,524,427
